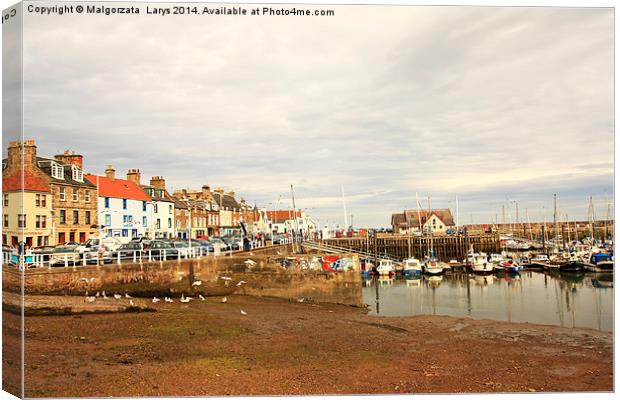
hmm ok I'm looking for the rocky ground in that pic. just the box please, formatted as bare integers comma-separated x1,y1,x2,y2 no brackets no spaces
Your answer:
3,294,614,397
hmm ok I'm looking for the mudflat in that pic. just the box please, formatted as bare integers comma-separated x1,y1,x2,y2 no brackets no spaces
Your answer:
6,295,613,397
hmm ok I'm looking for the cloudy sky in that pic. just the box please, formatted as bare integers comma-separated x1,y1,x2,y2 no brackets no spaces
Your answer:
3,2,614,228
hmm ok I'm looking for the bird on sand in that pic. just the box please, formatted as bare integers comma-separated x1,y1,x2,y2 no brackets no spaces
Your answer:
113,293,122,300
102,291,108,299
236,281,246,287
199,294,206,301
125,293,132,298
129,299,135,306
84,296,96,303
220,276,233,281
297,298,305,303
95,291,100,297
152,297,160,303
221,297,227,303
164,297,173,303
180,294,191,303
240,310,247,316
244,259,256,266
191,280,202,287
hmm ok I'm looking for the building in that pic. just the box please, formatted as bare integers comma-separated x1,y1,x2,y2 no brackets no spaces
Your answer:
173,196,190,239
391,209,455,235
2,141,98,246
126,170,176,239
85,166,153,240
265,210,316,237
212,189,241,237
172,185,220,238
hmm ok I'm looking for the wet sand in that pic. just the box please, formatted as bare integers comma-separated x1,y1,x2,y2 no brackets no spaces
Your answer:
7,295,613,397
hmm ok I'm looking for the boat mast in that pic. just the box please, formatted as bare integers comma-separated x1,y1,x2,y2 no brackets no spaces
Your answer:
428,195,433,257
341,185,348,233
416,192,423,257
553,194,558,252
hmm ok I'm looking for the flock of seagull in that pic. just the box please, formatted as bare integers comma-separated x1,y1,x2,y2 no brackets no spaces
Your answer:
83,275,250,315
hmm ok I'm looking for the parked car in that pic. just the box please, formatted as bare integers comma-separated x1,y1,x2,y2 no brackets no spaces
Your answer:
50,245,80,266
222,237,241,251
145,240,179,260
191,239,214,253
114,242,145,260
170,241,192,257
77,237,124,253
209,237,230,251
84,245,114,264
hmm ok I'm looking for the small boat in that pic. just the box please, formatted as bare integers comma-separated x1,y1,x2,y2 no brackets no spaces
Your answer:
402,258,422,276
529,254,551,269
423,257,443,275
469,253,493,274
496,260,523,274
581,251,614,273
377,259,395,275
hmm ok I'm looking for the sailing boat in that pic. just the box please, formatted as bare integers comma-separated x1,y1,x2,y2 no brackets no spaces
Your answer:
422,195,443,275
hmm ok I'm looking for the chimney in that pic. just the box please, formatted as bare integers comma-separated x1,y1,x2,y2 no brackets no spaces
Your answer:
105,165,116,181
150,176,166,190
201,184,211,197
7,140,37,167
54,149,83,168
126,169,141,185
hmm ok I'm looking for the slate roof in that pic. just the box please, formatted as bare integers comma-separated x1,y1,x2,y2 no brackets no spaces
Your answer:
37,157,96,189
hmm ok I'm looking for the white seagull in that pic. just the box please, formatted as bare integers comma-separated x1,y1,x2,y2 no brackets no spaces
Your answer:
129,299,135,306
164,297,173,303
240,310,247,316
180,295,191,303
152,297,160,303
297,298,305,303
220,276,233,281
191,280,202,287
221,297,227,303
244,259,256,266
199,294,206,301
95,291,100,297
85,296,96,303
113,293,122,300
236,281,246,287
125,293,132,299
102,291,108,299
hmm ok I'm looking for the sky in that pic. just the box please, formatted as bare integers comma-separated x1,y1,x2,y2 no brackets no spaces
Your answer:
2,2,614,228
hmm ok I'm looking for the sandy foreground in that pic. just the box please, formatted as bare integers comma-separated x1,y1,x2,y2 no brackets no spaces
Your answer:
2,294,614,397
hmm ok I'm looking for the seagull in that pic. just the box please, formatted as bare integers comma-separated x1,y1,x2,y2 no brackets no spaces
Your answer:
114,293,122,300
102,291,108,299
240,310,247,315
276,250,282,255
220,276,233,281
152,297,160,303
125,293,132,299
244,259,256,266
164,297,173,303
199,294,206,301
224,281,230,288
180,294,191,303
221,297,227,303
236,281,246,287
191,280,202,287
85,296,96,303
95,291,100,297
129,299,135,306
297,298,305,303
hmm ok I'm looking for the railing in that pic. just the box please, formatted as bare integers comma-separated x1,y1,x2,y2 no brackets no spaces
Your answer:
303,240,400,262
1,240,277,270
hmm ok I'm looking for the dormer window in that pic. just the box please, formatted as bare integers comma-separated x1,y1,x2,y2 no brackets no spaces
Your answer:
51,162,64,179
71,165,83,182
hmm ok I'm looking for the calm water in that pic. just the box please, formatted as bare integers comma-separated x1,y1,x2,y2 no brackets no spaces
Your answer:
362,271,614,332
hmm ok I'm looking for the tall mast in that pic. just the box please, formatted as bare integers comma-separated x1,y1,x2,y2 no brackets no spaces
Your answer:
455,195,459,233
416,192,423,257
553,194,558,251
341,185,348,231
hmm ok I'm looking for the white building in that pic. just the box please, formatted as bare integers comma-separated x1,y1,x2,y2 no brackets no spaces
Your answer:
86,166,153,240
139,175,175,239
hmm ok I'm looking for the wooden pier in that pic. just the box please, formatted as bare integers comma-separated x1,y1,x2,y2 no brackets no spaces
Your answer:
320,233,500,262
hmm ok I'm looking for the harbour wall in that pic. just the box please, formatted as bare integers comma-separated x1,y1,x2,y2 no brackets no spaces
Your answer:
2,251,363,307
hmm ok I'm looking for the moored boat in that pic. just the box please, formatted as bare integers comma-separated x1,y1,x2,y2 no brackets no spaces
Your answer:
423,257,443,275
402,257,423,276
377,259,395,275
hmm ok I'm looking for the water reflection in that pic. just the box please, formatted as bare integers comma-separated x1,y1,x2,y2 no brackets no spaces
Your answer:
362,271,614,332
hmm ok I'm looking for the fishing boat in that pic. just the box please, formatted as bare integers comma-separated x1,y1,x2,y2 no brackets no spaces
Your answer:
376,259,395,275
423,256,443,275
529,254,551,269
402,257,423,276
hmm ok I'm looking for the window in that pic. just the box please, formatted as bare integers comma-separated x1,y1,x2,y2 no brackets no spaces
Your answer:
73,210,79,224
168,218,172,228
35,215,40,228
122,229,129,237
41,216,46,228
85,211,91,225
169,204,173,214
71,165,83,182
18,214,26,228
41,194,46,207
72,188,78,202
105,214,111,226
59,210,66,224
123,199,128,210
3,214,8,228
3,194,8,207
104,197,110,208
143,216,147,227
85,190,91,202
142,201,147,212
35,194,40,207
59,187,66,201
156,219,161,229
154,203,158,213
123,215,133,224
51,162,64,179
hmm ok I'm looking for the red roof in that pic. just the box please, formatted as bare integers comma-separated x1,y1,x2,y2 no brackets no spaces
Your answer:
2,169,49,192
85,174,151,201
266,210,301,220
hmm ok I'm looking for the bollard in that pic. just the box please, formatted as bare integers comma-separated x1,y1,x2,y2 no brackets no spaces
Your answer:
178,250,181,262
148,250,152,262
133,251,136,263
117,250,121,265
163,249,167,261
83,252,87,266
64,255,68,268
